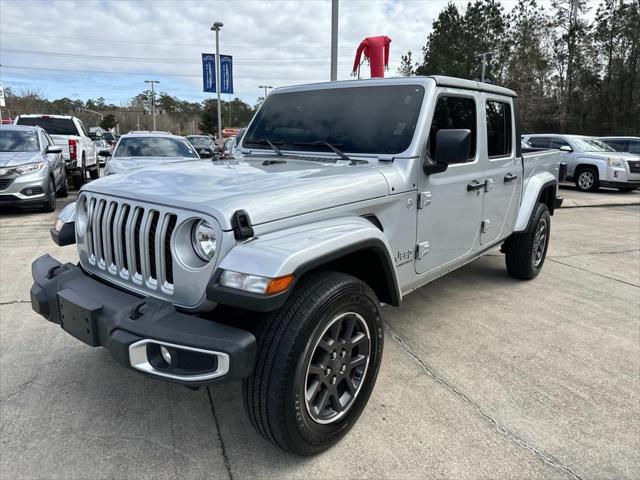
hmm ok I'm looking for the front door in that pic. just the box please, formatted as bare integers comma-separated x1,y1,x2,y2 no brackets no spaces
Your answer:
480,96,520,245
415,91,485,275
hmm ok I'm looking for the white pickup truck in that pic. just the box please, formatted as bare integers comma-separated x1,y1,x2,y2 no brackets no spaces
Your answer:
15,114,99,189
33,76,563,455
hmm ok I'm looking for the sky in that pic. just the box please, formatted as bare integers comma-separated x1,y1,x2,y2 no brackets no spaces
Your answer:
0,0,578,107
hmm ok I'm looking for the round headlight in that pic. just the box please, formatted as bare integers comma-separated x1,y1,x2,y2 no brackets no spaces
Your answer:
192,220,217,261
76,196,88,236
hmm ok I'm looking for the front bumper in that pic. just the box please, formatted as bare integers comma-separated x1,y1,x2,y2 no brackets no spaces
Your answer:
604,164,640,187
0,172,49,205
30,254,256,386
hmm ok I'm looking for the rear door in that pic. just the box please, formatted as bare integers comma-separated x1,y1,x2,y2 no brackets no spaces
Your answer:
480,95,520,245
415,90,485,275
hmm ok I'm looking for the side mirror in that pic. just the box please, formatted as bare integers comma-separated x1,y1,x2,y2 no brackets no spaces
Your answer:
559,145,572,152
98,149,112,157
198,149,213,159
423,129,472,175
46,145,63,154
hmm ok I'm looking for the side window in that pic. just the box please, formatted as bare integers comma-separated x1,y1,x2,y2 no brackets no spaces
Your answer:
550,138,569,149
428,96,477,163
77,120,90,137
485,100,512,157
528,137,550,148
38,132,48,150
629,140,640,154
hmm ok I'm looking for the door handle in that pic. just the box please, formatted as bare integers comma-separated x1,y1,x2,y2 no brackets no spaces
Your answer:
504,173,518,183
467,180,486,192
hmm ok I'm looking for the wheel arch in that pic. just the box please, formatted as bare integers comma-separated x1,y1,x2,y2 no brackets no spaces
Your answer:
514,172,557,232
207,217,401,311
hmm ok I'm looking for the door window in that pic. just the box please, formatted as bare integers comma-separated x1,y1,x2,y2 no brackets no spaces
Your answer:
428,96,477,163
629,140,640,154
527,137,550,148
486,101,512,157
550,138,570,149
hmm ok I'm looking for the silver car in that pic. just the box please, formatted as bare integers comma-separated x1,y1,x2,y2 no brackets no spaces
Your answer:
104,132,201,175
0,125,68,212
523,134,640,192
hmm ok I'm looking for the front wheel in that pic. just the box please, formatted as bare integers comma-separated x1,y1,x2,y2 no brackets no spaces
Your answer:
243,271,383,456
504,202,551,280
89,165,100,180
41,178,56,213
575,167,599,192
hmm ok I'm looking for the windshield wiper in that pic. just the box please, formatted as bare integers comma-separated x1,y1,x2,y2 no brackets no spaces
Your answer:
293,141,351,161
244,138,284,156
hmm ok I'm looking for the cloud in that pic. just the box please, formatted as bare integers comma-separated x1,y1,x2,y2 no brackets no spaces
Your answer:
0,0,569,105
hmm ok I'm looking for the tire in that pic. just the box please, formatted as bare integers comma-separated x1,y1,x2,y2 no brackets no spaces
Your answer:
504,202,551,280
243,271,383,456
617,187,637,193
72,157,86,190
58,169,69,198
575,167,599,192
42,177,56,213
89,165,100,180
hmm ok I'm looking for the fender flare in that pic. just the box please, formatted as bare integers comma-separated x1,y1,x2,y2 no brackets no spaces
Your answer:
514,172,556,232
206,216,401,312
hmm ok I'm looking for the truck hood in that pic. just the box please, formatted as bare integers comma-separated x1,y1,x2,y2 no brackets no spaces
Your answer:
86,157,390,229
0,151,41,167
107,156,201,174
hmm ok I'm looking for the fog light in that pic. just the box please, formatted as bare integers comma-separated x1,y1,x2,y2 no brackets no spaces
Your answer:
160,345,172,365
25,188,33,195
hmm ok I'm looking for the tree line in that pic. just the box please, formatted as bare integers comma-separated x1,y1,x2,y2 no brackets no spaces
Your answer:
1,87,258,137
398,0,640,135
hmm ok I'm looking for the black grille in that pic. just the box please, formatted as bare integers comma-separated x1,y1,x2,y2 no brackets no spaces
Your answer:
134,210,143,275
0,178,14,190
120,205,130,271
629,162,640,173
148,211,159,280
165,215,177,284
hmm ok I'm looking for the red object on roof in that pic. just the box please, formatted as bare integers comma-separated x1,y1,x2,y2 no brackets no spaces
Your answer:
352,36,392,78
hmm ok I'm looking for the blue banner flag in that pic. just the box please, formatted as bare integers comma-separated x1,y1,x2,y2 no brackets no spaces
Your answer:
202,54,234,94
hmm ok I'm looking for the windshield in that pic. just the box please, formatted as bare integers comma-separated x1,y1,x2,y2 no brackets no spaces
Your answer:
244,85,425,155
0,130,39,152
573,138,615,152
16,117,78,136
187,136,214,147
114,137,199,158
103,132,115,141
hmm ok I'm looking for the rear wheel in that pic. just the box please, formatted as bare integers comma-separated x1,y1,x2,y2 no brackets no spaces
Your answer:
72,156,86,190
504,203,551,280
575,167,599,192
243,271,383,456
89,164,100,180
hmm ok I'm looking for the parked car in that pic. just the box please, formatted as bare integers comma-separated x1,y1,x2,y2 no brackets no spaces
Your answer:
34,76,562,455
598,136,640,155
14,114,98,189
523,134,640,192
0,125,68,212
186,134,216,158
221,136,237,157
94,139,112,167
102,131,116,148
104,131,201,175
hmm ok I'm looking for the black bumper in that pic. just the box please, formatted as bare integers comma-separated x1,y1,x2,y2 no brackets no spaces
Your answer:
30,254,256,386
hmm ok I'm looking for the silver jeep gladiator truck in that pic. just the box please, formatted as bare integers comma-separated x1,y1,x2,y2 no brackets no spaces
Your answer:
31,76,563,455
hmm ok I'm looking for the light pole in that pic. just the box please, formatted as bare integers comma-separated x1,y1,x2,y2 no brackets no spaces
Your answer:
330,0,339,81
258,85,273,98
477,51,496,83
144,80,159,130
211,22,224,142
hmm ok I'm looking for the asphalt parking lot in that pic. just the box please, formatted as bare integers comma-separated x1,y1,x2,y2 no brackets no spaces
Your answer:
1,186,638,479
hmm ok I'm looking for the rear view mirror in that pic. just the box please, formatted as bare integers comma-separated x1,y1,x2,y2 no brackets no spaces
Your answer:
98,149,112,157
559,145,572,152
423,129,472,175
46,145,63,154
